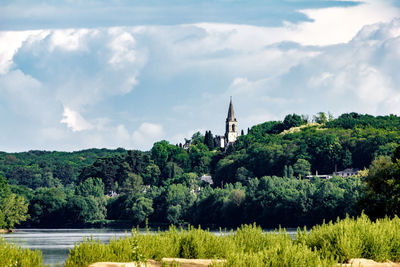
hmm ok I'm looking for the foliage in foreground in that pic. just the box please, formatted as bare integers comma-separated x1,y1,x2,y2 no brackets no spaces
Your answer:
0,238,43,267
65,215,400,266
297,213,400,263
64,235,144,267
65,224,335,267
2,215,400,266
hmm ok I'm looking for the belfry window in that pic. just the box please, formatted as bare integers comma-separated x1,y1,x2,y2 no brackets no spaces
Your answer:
232,124,235,132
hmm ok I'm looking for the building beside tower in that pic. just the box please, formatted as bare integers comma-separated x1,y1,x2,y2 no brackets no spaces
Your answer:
220,97,238,148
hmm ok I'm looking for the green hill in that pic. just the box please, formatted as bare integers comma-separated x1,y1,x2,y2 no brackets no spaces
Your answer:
1,112,400,228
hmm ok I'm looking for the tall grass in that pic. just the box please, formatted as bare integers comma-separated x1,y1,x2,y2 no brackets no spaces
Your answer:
0,237,43,267
64,214,400,266
135,225,236,260
296,213,400,263
224,243,335,267
65,224,334,266
64,235,144,267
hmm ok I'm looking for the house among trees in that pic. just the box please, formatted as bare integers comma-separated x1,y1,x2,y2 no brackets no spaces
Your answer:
306,170,332,180
335,168,359,177
306,168,359,179
199,175,213,185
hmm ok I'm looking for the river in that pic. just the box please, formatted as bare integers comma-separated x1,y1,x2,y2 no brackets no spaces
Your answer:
2,228,298,266
2,229,131,266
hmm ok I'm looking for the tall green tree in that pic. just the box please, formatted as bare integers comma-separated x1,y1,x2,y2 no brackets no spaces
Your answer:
71,178,107,224
0,175,29,229
204,131,215,150
314,112,328,124
119,173,143,194
361,154,400,218
28,187,67,227
283,113,305,129
293,159,311,179
0,194,29,229
122,193,153,225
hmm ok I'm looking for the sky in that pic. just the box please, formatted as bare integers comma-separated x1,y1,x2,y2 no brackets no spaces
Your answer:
0,0,399,152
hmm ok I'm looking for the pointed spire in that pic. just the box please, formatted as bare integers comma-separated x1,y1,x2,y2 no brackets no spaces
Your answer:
227,96,236,121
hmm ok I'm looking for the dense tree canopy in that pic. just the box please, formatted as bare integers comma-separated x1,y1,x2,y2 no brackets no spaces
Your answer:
1,112,400,229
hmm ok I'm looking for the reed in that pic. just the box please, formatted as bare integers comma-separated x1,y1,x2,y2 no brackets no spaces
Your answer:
63,214,400,266
296,213,400,263
0,237,43,267
65,224,333,266
64,235,144,267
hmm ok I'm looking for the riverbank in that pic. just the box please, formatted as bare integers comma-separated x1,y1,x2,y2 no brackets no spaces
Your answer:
89,258,400,267
342,259,400,267
0,229,12,233
64,215,400,267
89,258,227,267
2,214,400,266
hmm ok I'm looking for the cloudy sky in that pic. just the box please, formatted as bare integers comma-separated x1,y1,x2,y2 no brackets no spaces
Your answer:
0,0,399,152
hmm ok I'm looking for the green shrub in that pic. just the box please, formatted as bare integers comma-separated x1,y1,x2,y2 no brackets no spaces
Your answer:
225,243,335,267
296,213,400,263
0,238,43,267
64,234,144,267
64,215,400,266
134,225,235,260
178,235,200,258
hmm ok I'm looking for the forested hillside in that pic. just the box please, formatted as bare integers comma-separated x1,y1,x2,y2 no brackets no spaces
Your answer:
1,112,400,229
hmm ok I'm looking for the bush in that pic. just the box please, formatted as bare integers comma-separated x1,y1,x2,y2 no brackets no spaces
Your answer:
64,233,144,267
134,225,235,260
64,216,400,266
178,235,200,259
225,243,335,267
0,238,43,267
296,213,400,263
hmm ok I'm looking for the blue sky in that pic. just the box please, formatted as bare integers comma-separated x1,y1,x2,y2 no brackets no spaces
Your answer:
0,0,399,152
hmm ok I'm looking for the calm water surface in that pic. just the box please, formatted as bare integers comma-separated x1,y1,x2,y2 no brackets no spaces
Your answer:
3,229,131,266
3,228,298,266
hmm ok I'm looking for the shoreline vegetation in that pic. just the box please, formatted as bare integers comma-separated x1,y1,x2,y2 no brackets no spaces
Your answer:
65,214,400,267
1,113,400,266
1,112,400,230
2,214,400,267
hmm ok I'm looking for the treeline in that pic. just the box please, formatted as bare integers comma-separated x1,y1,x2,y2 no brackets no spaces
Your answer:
1,112,400,228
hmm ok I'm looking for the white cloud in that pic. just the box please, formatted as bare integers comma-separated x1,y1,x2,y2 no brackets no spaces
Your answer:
7,28,146,111
132,123,164,150
0,30,45,74
226,18,400,119
0,0,399,152
196,0,399,47
108,30,137,67
60,107,93,132
49,29,91,52
308,72,334,88
291,0,400,45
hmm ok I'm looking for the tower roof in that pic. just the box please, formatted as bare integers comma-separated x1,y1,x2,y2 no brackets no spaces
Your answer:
227,97,236,121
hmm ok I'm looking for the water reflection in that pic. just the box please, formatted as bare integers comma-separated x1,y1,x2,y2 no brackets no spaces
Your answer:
3,229,131,266
2,228,298,266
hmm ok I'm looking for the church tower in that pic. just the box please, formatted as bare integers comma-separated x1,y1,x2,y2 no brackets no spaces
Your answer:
225,97,238,144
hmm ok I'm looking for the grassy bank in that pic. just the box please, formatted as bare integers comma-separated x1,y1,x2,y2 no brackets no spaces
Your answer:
0,237,43,267
2,214,400,266
296,214,400,263
65,214,400,267
65,224,335,267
